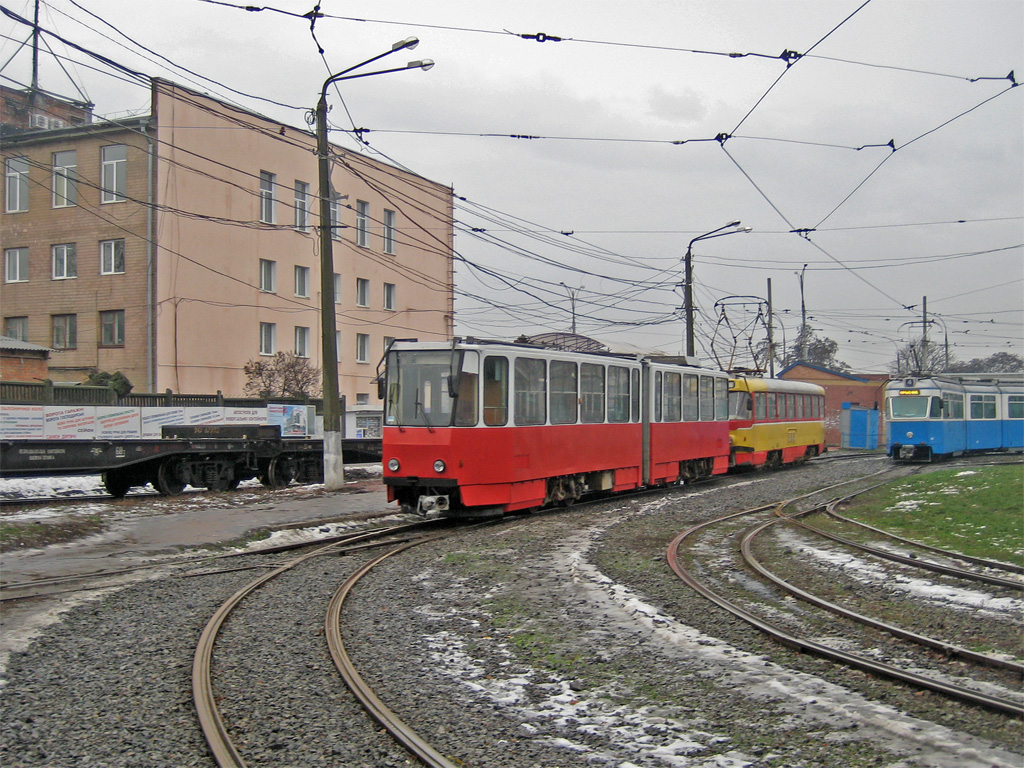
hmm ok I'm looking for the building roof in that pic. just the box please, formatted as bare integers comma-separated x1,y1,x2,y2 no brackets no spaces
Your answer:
778,361,870,383
0,335,51,353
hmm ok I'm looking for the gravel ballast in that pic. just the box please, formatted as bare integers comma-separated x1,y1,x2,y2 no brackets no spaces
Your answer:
1,456,1021,767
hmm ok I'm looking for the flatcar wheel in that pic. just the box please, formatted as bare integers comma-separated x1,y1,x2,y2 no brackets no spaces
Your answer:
102,470,132,498
261,456,296,488
156,458,187,496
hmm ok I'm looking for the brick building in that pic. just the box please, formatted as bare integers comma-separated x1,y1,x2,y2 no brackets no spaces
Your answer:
2,80,454,432
0,334,50,382
779,362,888,447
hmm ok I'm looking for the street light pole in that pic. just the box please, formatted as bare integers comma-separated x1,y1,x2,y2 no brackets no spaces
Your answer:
683,221,750,358
559,282,580,335
315,38,433,490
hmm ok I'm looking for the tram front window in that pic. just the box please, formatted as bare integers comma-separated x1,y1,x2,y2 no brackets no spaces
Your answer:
729,392,752,419
888,396,934,419
385,350,478,427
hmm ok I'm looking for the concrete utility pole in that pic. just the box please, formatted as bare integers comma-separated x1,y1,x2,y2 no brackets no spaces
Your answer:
315,39,433,490
766,277,774,377
797,264,807,361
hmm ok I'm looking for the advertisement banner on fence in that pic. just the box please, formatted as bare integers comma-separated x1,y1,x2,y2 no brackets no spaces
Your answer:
96,407,142,439
141,407,186,438
223,407,268,425
44,406,97,439
268,404,312,437
185,407,224,426
0,404,45,439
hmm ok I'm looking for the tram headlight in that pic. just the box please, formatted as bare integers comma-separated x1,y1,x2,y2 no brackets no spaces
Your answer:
387,458,401,472
905,431,914,439
433,459,446,473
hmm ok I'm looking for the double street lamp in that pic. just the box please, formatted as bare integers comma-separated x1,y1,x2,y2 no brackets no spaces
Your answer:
316,38,433,490
682,221,751,358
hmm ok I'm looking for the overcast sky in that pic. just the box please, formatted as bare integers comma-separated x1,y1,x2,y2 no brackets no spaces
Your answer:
3,0,1022,372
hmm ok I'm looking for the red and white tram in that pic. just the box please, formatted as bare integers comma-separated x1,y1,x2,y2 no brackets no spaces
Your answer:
380,339,731,517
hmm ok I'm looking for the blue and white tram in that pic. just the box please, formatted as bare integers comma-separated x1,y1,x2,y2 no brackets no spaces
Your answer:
885,374,1024,461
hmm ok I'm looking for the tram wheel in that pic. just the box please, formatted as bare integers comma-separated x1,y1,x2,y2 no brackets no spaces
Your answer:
156,458,187,496
102,470,132,498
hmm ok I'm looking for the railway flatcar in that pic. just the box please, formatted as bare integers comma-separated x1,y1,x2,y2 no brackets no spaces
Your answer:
727,376,826,469
885,374,1024,461
380,339,732,517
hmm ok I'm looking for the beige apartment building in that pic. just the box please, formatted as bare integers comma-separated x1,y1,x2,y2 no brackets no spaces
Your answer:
2,80,455,430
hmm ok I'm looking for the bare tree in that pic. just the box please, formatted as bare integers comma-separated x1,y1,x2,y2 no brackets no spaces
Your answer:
243,352,322,398
890,340,956,375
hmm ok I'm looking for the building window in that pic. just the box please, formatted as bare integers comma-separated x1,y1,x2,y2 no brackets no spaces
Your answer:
356,333,369,363
383,336,395,353
99,310,125,346
101,145,127,203
52,314,77,349
260,322,276,355
5,157,29,213
100,239,125,275
4,316,28,340
333,273,341,303
259,259,276,292
355,200,369,247
52,243,77,279
259,170,275,223
294,326,310,357
52,150,77,207
355,393,369,406
335,330,342,359
383,282,396,310
356,278,369,307
294,180,309,231
294,265,310,298
5,247,28,283
330,194,343,240
383,209,396,254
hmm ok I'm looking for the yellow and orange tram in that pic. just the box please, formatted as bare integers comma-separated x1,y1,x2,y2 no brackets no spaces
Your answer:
728,376,826,469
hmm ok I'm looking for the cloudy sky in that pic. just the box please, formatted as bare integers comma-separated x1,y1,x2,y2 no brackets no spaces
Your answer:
3,0,1021,372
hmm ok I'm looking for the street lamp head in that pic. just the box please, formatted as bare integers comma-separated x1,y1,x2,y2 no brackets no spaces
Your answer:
394,36,419,51
726,220,741,228
739,226,752,233
410,59,435,71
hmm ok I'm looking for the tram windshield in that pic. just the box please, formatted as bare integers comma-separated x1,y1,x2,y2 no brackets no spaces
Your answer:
384,349,479,427
728,391,752,419
888,395,939,419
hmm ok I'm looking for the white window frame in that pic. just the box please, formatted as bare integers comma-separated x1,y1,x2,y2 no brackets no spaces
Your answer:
5,157,29,213
99,309,125,346
259,170,276,224
329,194,343,240
356,277,370,307
356,332,370,363
294,265,310,298
383,282,396,311
294,326,310,357
52,313,77,349
260,322,276,355
333,273,341,304
383,209,396,254
52,150,77,208
100,145,127,203
355,200,369,247
259,258,276,292
5,247,28,283
294,180,310,231
52,243,76,280
100,239,126,275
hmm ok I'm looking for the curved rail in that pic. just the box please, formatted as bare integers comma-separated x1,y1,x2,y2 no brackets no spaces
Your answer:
324,530,462,768
741,506,1024,675
192,524,426,767
666,491,1024,717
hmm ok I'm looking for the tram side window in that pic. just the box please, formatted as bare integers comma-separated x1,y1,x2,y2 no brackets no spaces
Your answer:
970,394,996,420
663,372,682,421
515,357,547,425
754,392,766,420
1009,395,1024,419
631,368,641,422
608,365,631,423
942,393,964,419
796,395,804,419
654,371,663,422
766,393,777,420
683,374,699,421
581,363,605,423
550,360,578,425
715,377,729,420
483,356,509,426
699,376,714,420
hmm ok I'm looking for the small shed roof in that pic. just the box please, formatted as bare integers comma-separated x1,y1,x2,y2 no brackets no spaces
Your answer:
0,335,51,353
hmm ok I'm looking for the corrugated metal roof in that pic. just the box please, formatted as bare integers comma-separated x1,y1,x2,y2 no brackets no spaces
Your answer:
0,335,52,353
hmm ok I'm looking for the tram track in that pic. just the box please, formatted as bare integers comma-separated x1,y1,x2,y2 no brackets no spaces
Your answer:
666,473,1024,718
192,520,472,767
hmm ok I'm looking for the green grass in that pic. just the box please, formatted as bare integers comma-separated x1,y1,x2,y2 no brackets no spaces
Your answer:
0,515,105,552
836,465,1023,564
